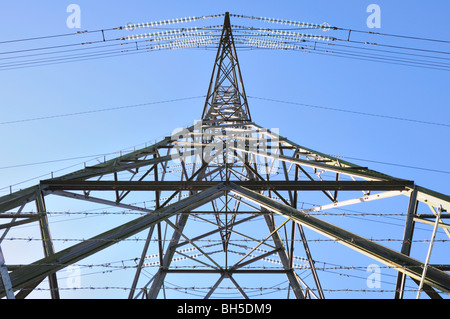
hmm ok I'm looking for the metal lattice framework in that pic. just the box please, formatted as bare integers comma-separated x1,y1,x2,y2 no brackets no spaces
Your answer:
1,13,450,299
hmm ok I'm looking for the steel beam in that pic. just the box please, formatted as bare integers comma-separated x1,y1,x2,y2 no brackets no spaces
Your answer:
417,206,443,298
0,186,39,214
128,225,155,299
236,147,406,182
2,12,450,300
0,183,228,298
296,223,324,299
395,187,418,299
201,12,251,122
230,183,450,294
146,211,190,299
0,205,25,245
166,269,290,274
250,123,404,182
262,212,306,299
0,216,40,230
40,180,415,192
48,190,155,214
35,190,60,299
0,245,14,299
51,137,174,181
414,217,450,230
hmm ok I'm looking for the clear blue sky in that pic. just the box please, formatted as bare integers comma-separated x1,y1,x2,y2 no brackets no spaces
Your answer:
0,1,449,299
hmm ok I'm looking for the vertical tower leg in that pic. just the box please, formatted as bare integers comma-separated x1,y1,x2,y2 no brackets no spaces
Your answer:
0,245,14,299
35,190,60,299
263,213,306,299
395,188,417,299
147,214,190,299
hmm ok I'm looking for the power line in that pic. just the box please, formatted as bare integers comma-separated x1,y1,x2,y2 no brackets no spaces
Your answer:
230,13,450,44
0,19,449,72
236,42,450,71
0,152,118,170
0,95,205,125
0,45,149,72
334,27,450,45
344,38,450,56
24,285,434,296
311,44,450,70
236,32,450,63
0,28,119,45
3,237,449,244
338,156,450,175
247,95,450,128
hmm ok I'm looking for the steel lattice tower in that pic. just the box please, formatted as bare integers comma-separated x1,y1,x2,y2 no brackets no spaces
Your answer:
1,13,450,299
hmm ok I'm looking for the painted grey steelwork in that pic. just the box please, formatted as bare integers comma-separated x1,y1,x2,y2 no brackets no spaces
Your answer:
0,12,449,299
4,184,226,295
0,245,14,299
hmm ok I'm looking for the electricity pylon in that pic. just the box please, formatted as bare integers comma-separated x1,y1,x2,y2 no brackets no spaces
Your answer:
1,12,450,299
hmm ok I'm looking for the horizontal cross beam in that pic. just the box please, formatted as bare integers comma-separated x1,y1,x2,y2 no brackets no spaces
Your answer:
41,180,415,192
163,269,289,274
